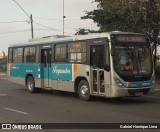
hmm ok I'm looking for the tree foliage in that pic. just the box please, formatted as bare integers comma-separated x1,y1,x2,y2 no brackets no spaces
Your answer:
75,28,99,35
82,0,160,33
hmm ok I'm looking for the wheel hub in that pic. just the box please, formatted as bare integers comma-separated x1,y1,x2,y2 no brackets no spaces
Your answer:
81,85,88,97
28,81,33,90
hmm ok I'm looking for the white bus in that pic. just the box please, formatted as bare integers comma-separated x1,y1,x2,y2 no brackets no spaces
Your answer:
7,31,155,100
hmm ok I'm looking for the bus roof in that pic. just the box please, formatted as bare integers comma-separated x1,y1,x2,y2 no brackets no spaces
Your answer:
9,31,145,47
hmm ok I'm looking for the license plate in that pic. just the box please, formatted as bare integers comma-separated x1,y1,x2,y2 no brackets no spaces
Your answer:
135,92,143,96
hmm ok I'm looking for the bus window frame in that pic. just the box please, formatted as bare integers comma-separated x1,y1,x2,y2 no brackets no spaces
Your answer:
68,41,87,64
87,38,110,67
54,43,67,62
17,47,23,63
24,46,36,63
36,46,40,63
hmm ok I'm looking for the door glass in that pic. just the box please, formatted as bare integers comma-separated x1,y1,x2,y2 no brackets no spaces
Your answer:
91,45,105,94
48,50,52,67
99,71,105,93
91,46,104,69
41,49,52,87
93,70,98,92
44,51,47,67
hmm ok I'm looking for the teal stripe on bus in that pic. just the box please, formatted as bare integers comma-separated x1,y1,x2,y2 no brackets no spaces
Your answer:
10,63,73,81
10,63,39,78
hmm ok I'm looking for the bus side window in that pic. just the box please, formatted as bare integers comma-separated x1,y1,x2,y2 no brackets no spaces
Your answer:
30,48,36,63
24,48,29,63
13,48,18,63
24,47,36,63
55,44,67,62
17,48,23,63
68,42,86,63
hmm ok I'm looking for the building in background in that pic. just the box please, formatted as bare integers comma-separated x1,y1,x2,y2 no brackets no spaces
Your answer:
0,51,5,59
0,51,7,72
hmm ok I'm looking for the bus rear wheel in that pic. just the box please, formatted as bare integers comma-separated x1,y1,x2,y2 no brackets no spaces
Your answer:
27,76,36,93
78,80,91,101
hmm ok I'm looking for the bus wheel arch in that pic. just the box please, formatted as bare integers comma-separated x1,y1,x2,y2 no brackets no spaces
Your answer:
75,77,91,101
25,74,36,93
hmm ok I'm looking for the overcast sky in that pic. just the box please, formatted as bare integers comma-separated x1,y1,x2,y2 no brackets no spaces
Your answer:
0,0,99,54
0,0,160,54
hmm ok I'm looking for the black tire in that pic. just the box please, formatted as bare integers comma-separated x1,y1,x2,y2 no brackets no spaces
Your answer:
78,80,91,101
27,76,36,93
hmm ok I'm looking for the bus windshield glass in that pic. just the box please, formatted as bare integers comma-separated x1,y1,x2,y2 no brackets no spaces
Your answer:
112,35,152,76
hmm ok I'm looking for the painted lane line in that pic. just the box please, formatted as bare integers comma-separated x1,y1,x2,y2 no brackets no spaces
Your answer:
4,107,28,115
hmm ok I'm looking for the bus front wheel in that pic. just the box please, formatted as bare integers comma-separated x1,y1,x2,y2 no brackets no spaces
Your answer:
78,80,91,101
27,77,35,93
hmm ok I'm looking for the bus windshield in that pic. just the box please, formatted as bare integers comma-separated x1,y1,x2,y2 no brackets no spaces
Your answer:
113,44,152,76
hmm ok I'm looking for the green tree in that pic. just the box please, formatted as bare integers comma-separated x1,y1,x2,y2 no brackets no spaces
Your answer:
82,0,160,33
0,56,7,72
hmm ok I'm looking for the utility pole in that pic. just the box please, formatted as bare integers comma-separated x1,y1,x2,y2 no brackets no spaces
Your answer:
30,14,34,38
153,29,159,67
63,0,65,36
12,0,34,38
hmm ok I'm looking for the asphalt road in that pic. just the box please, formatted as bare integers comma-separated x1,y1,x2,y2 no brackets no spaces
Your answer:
0,78,160,131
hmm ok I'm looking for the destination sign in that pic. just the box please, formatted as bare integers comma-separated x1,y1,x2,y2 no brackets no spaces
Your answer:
116,36,146,42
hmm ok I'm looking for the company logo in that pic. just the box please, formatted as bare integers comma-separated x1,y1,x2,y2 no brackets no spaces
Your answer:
2,124,11,129
52,66,71,75
1,124,42,130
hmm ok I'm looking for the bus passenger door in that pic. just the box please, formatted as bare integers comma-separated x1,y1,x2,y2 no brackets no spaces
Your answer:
90,45,110,96
41,49,52,88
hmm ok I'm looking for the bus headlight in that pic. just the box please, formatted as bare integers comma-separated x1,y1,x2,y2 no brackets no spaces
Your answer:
114,78,126,88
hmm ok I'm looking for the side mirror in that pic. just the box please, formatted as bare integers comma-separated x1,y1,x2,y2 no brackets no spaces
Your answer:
104,64,110,72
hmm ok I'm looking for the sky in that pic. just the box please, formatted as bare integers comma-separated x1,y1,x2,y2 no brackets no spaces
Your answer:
0,0,99,54
1,0,159,55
